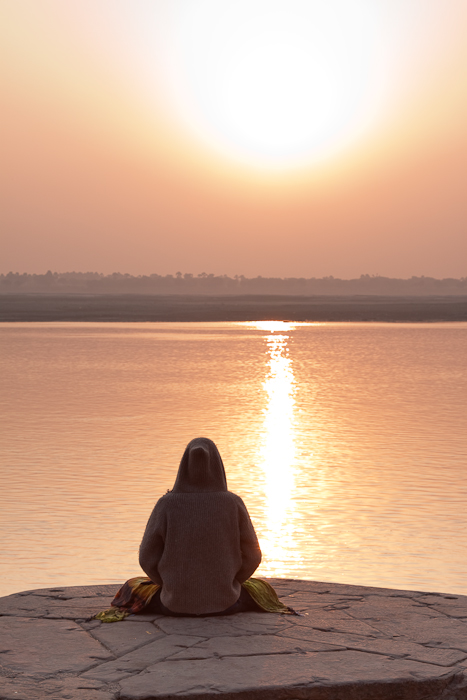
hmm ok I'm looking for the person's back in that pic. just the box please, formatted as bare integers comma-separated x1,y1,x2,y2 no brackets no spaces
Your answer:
139,437,262,615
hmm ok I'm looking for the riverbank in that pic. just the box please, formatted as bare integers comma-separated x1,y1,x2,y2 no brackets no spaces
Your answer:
1,579,467,699
1,293,467,322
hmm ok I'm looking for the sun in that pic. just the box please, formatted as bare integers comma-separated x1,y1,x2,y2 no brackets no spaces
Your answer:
162,0,389,168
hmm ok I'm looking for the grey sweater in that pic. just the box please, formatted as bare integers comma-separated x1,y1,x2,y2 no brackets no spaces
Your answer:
139,438,262,615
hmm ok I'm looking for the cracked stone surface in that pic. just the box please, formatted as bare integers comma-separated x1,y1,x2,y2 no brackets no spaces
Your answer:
1,579,467,699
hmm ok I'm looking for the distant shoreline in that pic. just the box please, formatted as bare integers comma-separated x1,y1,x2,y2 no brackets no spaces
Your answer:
1,293,466,322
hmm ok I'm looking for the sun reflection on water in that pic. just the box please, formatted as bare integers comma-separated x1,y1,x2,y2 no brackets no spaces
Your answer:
254,321,303,576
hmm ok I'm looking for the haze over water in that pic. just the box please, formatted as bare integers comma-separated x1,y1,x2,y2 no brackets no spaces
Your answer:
1,321,466,598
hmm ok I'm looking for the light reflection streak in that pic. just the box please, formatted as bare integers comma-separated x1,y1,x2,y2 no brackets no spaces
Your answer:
255,321,303,576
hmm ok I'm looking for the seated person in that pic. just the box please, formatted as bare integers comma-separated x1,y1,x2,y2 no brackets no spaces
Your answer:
97,437,295,621
139,437,263,616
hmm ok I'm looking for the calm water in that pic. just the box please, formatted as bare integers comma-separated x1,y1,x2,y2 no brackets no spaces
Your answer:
1,321,466,598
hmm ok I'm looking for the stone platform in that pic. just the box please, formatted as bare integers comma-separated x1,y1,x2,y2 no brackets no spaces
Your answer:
1,579,467,700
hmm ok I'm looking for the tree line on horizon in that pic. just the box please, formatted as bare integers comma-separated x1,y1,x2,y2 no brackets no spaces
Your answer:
0,271,466,296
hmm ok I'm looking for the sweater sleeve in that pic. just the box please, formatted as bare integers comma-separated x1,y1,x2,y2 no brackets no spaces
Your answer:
139,499,166,586
235,498,262,583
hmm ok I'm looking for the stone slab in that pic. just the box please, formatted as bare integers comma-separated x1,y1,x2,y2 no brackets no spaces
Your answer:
0,676,117,700
81,635,205,683
154,611,293,637
418,594,463,605
287,612,384,636
0,617,113,677
0,593,115,620
1,579,467,700
432,606,467,618
279,625,384,647
416,596,467,619
167,634,344,660
369,616,467,651
278,628,466,666
88,620,165,656
118,650,455,700
340,596,441,618
14,585,119,599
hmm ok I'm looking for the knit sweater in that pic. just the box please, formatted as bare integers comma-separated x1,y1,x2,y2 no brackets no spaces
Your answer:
139,437,262,615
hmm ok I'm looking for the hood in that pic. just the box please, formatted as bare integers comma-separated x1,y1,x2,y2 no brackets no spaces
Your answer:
172,437,228,493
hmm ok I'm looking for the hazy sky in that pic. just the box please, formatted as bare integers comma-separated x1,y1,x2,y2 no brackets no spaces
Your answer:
1,0,466,278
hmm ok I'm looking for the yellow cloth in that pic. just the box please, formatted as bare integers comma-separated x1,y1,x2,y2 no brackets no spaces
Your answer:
96,607,129,622
242,578,291,614
96,576,293,623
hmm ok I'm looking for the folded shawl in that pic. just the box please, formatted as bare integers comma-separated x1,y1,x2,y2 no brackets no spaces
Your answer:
96,575,296,622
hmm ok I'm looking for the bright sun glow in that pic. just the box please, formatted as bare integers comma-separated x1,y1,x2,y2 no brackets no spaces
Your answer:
163,0,389,167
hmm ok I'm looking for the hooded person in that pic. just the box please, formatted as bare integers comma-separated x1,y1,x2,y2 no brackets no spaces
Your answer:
138,437,263,616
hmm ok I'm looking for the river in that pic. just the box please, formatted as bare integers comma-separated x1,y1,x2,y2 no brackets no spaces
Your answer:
1,321,466,597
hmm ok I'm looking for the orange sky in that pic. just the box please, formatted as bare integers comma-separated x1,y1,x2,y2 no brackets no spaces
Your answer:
1,0,466,278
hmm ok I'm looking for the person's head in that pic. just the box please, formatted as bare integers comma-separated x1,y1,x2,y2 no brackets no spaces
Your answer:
172,437,228,493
